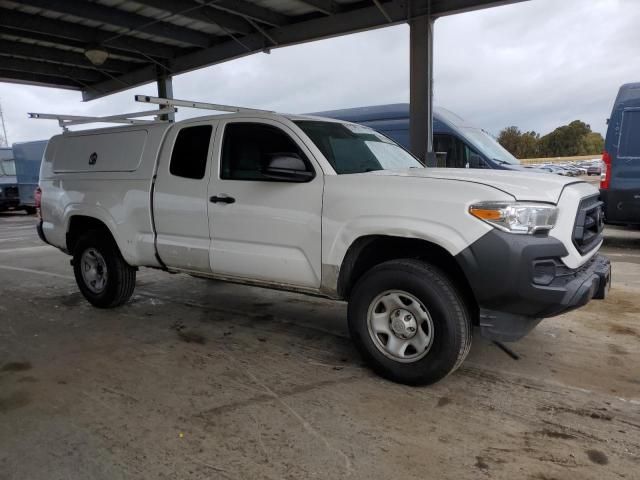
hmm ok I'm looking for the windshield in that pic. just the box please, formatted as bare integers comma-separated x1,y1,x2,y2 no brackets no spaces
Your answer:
462,128,520,165
295,120,424,174
0,159,16,176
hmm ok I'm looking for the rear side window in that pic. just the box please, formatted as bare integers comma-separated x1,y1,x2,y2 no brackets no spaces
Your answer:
619,110,640,158
170,125,213,179
221,123,309,181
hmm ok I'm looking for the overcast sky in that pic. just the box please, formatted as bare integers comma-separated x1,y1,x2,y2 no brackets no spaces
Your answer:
1,0,638,144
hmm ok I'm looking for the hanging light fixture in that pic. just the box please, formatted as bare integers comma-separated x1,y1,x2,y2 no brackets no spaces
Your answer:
84,45,109,66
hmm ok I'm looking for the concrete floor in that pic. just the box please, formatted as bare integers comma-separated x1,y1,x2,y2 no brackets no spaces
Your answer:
0,212,638,480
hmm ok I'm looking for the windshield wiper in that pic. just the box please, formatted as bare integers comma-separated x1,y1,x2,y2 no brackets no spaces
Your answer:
493,158,512,166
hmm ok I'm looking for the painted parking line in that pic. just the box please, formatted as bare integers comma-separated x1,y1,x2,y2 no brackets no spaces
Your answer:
0,264,73,280
0,245,56,255
0,225,36,232
602,251,640,259
0,236,30,243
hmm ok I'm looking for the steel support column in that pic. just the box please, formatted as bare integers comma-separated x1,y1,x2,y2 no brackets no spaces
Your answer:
156,73,174,122
409,14,435,165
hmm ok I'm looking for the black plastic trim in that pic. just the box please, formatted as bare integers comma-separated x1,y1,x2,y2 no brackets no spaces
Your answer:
455,229,610,341
572,194,604,254
36,219,50,246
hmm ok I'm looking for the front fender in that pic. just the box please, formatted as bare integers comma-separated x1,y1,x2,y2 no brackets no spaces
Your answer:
324,215,492,271
321,174,513,281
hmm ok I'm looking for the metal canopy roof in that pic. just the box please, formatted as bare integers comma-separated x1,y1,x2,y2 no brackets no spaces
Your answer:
0,0,522,101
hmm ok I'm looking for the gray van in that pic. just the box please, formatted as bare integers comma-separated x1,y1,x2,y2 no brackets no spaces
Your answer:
601,83,640,225
312,104,525,170
0,147,20,212
13,140,48,214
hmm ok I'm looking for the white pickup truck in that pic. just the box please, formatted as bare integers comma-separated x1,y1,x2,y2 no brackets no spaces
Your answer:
36,99,610,385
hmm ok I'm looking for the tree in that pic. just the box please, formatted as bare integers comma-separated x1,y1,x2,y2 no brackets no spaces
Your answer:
539,120,592,157
581,131,605,155
498,120,604,158
497,127,539,158
497,126,523,157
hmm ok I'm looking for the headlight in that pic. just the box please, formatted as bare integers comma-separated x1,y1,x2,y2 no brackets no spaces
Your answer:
469,202,558,234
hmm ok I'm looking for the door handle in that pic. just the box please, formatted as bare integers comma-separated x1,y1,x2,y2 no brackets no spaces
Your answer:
210,195,235,204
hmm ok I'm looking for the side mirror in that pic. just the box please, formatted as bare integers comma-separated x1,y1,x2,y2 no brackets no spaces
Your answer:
262,153,314,182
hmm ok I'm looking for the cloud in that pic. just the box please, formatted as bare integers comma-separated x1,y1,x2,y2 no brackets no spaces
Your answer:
1,0,638,143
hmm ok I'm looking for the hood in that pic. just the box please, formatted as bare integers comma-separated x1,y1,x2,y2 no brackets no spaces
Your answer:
369,168,585,204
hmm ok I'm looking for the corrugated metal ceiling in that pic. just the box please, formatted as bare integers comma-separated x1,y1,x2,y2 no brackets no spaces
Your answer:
0,0,524,99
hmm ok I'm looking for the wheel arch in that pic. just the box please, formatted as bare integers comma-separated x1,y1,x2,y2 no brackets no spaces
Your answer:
66,214,119,257
337,235,479,323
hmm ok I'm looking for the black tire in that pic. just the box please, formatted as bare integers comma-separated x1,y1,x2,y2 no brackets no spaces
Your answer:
348,259,472,385
72,229,136,308
24,206,37,215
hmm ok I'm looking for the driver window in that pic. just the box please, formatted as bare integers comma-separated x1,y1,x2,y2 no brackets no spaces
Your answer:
221,123,310,181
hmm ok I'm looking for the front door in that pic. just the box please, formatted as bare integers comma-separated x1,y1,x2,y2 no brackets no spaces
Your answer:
207,119,323,289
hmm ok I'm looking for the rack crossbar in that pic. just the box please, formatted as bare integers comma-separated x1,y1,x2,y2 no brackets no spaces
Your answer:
135,95,272,114
28,107,177,131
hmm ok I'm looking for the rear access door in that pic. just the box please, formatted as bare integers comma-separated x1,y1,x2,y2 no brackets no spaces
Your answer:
611,107,640,223
153,120,218,272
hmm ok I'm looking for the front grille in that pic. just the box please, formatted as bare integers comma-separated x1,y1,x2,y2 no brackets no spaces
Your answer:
573,194,604,254
3,186,19,198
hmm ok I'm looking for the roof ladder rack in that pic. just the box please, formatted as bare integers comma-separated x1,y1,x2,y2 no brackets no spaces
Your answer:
29,94,269,132
135,95,272,114
28,107,177,132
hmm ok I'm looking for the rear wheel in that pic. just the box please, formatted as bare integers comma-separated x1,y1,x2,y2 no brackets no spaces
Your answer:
348,259,472,385
23,206,37,215
72,230,136,308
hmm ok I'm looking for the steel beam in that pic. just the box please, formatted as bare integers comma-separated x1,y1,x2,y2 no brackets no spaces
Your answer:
296,1,337,15
16,0,213,48
1,57,106,83
132,0,253,35
430,0,527,17
0,40,135,74
0,69,81,90
156,73,175,122
0,8,178,59
0,26,152,64
206,0,290,27
409,15,434,164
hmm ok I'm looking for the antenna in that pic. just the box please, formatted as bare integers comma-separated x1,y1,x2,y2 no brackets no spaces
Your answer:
0,100,8,147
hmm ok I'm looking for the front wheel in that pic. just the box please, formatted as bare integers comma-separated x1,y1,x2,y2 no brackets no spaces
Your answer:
348,259,472,385
72,230,136,308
